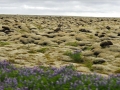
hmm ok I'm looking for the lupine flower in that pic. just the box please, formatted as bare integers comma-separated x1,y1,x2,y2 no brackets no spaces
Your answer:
0,86,4,90
0,60,120,90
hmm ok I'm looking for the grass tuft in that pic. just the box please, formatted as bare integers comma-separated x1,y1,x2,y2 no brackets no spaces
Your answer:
64,50,83,63
36,47,48,53
0,41,10,46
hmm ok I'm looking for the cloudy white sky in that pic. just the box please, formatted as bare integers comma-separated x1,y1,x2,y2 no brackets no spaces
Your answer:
0,0,120,17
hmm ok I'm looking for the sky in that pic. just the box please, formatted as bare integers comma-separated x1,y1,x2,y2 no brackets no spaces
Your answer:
0,0,120,17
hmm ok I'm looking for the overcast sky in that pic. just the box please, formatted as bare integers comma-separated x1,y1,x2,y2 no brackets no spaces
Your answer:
0,0,120,17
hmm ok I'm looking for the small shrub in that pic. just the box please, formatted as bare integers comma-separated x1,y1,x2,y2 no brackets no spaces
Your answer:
64,50,83,63
0,41,10,46
83,58,93,70
70,52,83,63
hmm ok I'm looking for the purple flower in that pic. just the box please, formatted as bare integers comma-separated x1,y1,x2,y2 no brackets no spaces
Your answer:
0,86,4,90
4,77,18,88
16,88,21,90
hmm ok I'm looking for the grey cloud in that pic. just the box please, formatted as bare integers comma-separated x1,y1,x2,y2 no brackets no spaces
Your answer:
0,0,120,17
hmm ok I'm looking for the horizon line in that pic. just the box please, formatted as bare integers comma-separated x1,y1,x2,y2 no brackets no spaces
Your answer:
0,14,120,18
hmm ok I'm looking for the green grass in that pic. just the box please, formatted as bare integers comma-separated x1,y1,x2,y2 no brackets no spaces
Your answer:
64,50,83,63
0,41,10,46
83,58,93,71
83,46,93,50
36,47,48,53
64,51,93,70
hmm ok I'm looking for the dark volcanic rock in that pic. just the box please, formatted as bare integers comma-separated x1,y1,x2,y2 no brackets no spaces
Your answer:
100,41,113,48
21,34,29,38
95,33,98,36
106,26,111,30
99,34,105,38
118,32,120,36
93,50,102,57
2,26,10,30
0,25,14,34
19,38,31,44
93,58,106,64
79,29,92,33
54,27,61,32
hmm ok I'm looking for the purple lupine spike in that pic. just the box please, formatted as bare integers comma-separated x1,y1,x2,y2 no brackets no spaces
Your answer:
0,86,4,90
13,78,18,86
16,88,21,90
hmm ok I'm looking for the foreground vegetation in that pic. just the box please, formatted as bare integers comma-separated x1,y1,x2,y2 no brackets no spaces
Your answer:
0,60,120,90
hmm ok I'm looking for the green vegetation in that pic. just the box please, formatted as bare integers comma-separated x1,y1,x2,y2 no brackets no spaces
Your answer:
64,50,93,70
28,47,48,54
83,59,93,71
0,41,10,46
89,35,94,39
65,42,79,47
64,50,83,63
83,46,93,50
36,47,48,53
37,25,43,30
63,50,72,56
28,49,36,53
0,60,120,90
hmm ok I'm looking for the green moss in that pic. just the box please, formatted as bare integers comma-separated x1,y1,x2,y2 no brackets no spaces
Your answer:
63,50,72,56
115,54,120,58
37,25,43,30
83,59,93,71
89,35,94,39
0,41,10,46
65,42,79,47
114,69,120,73
28,50,36,53
83,46,93,50
18,30,29,34
36,47,48,53
8,59,15,63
